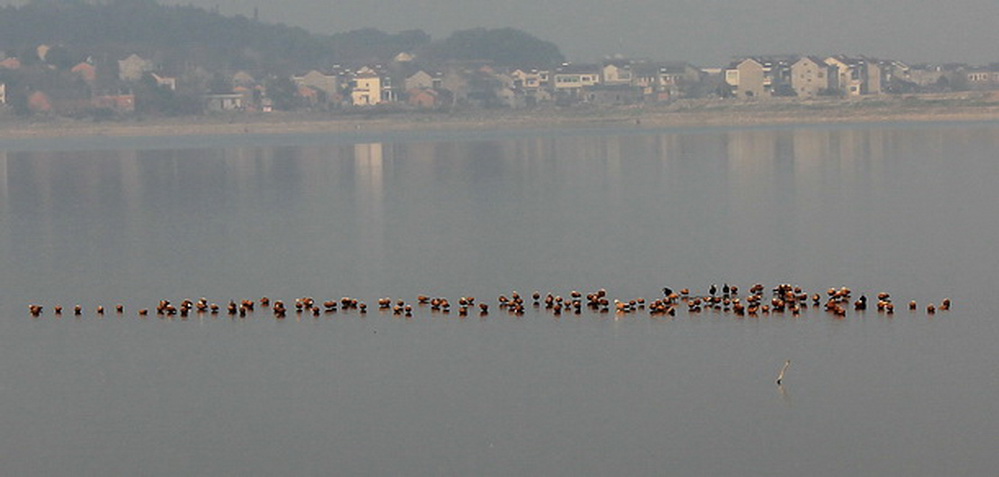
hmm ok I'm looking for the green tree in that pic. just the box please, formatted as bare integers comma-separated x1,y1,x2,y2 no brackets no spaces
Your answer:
43,45,76,70
208,72,232,94
948,72,969,91
328,28,431,61
134,72,173,115
428,28,564,67
265,75,300,111
17,46,40,66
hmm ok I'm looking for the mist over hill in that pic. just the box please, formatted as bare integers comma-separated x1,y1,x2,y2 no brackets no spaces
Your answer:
0,0,565,72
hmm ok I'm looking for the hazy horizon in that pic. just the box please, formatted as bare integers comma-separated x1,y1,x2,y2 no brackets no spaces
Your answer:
4,0,999,66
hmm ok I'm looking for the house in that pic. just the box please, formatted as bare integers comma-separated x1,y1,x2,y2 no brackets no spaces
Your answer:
203,93,244,112
880,60,911,88
586,84,642,105
510,68,552,105
150,73,176,91
553,64,601,92
962,65,999,90
293,70,338,100
231,84,268,111
725,58,768,98
0,83,6,105
652,62,704,98
602,61,633,85
0,57,21,70
553,64,601,102
824,56,881,96
71,62,97,84
407,88,440,108
905,64,949,87
657,63,703,87
350,66,395,103
351,70,382,106
511,68,549,90
404,70,442,91
118,54,154,82
790,56,831,98
633,63,662,96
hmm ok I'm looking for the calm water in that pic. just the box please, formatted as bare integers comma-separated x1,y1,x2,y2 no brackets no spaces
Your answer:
2,123,998,476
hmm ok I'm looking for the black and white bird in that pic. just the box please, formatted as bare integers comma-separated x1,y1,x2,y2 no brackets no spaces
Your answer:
776,360,791,386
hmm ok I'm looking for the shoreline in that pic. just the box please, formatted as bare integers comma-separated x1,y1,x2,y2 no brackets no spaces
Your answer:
2,96,999,140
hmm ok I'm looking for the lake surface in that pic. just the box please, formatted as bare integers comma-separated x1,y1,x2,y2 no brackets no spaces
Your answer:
2,122,998,476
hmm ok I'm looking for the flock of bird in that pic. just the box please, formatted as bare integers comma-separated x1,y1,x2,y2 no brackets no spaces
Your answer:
26,283,952,320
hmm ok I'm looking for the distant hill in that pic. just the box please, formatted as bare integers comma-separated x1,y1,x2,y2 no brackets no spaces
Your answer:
0,0,339,73
0,0,565,72
425,27,565,68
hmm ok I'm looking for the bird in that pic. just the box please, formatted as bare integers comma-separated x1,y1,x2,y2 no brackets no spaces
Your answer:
776,360,791,386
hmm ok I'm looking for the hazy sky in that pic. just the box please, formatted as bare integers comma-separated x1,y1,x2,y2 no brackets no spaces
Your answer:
14,0,999,65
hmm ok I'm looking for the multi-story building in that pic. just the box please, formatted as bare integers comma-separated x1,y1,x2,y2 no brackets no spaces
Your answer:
553,64,601,95
790,56,831,98
824,56,881,96
725,58,768,98
601,60,633,85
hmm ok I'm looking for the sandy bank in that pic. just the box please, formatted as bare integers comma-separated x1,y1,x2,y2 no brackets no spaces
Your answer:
2,96,998,140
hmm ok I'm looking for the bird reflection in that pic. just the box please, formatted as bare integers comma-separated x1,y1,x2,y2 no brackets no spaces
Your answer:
777,382,792,406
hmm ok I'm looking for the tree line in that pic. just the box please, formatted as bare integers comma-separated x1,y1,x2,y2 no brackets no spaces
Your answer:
0,0,565,74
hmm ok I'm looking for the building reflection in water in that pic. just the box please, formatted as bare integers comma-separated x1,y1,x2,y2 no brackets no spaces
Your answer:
2,127,958,221
354,142,386,278
0,150,7,203
2,124,996,303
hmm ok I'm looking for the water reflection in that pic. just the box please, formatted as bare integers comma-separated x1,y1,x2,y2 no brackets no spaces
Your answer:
5,126,999,215
4,124,999,476
355,143,385,274
0,129,892,215
4,124,999,303
777,383,792,407
0,150,7,202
